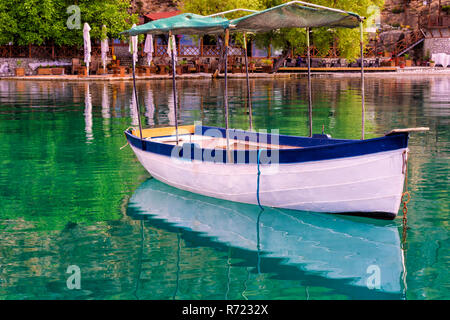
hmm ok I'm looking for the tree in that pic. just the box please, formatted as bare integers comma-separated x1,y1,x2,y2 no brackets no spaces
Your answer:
0,0,138,46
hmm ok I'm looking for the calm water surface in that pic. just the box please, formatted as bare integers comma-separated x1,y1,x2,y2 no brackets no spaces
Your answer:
0,76,448,299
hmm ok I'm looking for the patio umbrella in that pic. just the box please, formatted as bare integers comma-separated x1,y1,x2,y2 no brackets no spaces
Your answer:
83,23,91,76
129,24,138,64
167,35,177,63
101,25,109,72
144,34,154,66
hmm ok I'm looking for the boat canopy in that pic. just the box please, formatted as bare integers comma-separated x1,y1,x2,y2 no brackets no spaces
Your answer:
229,1,361,32
121,1,362,36
122,13,229,36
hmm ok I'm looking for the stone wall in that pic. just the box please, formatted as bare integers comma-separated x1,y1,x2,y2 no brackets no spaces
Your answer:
129,0,177,15
0,58,72,76
424,37,450,55
380,0,445,29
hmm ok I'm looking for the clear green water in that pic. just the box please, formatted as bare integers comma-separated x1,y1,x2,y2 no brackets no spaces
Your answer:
0,76,448,300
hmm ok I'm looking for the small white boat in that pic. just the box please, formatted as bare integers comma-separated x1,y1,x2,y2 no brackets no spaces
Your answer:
125,124,415,219
129,179,405,296
122,2,428,220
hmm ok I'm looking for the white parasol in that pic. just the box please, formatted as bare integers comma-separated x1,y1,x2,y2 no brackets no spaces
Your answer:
129,24,138,64
144,34,154,66
167,35,177,63
100,25,109,72
83,23,91,76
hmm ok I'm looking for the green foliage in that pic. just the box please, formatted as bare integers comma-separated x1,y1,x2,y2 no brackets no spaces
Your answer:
179,0,262,18
0,0,138,45
391,6,404,14
181,0,384,61
442,5,450,14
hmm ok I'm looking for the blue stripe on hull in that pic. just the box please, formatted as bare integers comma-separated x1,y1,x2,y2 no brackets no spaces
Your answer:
124,125,409,164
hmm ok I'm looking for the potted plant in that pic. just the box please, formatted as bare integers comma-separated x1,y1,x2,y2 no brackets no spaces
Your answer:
78,62,88,76
37,65,53,75
429,60,435,68
51,66,65,75
248,60,256,71
15,60,25,76
157,64,168,75
261,59,273,73
232,63,242,74
404,53,412,67
176,61,184,75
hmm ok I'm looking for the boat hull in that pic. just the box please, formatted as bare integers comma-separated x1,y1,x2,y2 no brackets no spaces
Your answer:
130,144,406,219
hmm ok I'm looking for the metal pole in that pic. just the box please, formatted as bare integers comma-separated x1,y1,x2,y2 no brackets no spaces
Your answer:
224,29,231,163
306,27,313,137
243,33,253,131
169,32,179,145
132,50,143,140
360,21,365,140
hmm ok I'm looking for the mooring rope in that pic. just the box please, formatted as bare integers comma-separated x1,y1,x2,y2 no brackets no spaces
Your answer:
401,150,410,248
257,149,265,210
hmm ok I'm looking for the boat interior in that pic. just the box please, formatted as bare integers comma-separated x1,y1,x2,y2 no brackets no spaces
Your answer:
130,125,300,150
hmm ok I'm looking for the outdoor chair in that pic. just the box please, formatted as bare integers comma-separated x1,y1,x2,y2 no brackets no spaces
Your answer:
71,58,81,75
330,59,341,67
88,60,99,75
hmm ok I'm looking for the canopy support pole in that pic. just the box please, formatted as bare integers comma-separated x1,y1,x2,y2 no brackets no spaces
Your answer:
131,49,143,140
306,27,313,137
224,29,232,163
243,32,253,131
360,21,365,140
169,31,179,145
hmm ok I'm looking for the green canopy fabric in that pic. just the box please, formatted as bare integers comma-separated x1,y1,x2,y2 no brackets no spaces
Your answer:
122,13,229,36
121,2,361,36
230,2,361,32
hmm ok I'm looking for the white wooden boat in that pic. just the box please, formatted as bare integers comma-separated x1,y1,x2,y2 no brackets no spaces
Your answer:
129,179,405,295
125,124,415,219
122,2,428,220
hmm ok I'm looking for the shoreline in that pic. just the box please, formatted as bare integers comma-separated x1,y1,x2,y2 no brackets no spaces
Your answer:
1,67,449,81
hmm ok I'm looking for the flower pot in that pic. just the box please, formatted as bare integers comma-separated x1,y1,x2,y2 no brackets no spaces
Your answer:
176,66,183,75
429,62,435,67
405,60,412,67
15,67,25,76
37,68,52,75
78,66,88,76
51,67,65,75
262,65,272,73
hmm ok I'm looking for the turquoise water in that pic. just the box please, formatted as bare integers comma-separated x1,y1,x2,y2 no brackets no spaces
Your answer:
0,76,448,299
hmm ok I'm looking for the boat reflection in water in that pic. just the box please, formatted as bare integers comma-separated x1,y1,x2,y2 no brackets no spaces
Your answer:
128,179,406,299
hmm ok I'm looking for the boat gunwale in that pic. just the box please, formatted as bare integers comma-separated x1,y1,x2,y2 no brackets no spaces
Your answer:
124,125,409,164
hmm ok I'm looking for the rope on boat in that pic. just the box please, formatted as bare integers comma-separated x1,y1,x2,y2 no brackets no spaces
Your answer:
256,149,265,210
120,142,129,150
401,150,410,248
